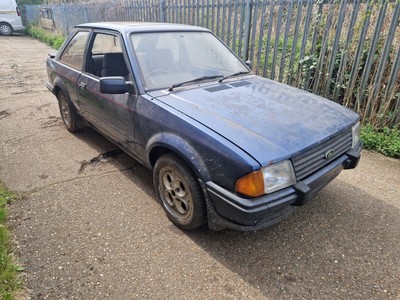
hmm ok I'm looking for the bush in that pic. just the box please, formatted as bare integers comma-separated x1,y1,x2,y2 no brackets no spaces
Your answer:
361,125,400,158
25,25,65,50
52,36,65,49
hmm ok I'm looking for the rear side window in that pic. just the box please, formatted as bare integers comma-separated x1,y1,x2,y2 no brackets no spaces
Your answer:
91,33,122,54
59,31,89,70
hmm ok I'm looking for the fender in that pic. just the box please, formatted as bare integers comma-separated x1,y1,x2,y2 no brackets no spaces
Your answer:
146,132,211,181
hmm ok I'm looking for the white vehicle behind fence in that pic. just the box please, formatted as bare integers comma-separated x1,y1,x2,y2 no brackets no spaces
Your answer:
0,0,24,36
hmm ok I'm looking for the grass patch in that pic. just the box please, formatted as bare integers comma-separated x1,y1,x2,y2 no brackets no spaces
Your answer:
0,184,22,300
361,125,400,159
25,24,65,50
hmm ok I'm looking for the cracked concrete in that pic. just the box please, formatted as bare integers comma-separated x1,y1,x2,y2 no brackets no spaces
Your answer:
79,149,124,173
0,110,11,119
1,36,400,300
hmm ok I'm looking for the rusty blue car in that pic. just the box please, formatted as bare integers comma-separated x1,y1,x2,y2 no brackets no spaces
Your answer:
46,22,361,231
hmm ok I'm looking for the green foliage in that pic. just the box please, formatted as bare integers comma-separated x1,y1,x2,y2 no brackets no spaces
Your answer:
361,125,400,158
52,36,65,49
0,185,22,300
256,36,302,80
17,0,44,4
26,25,65,50
299,54,318,89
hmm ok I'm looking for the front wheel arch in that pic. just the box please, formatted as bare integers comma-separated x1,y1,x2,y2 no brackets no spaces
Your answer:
147,134,211,182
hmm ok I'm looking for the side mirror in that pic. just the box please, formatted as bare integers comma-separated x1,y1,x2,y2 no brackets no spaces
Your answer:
100,77,135,94
48,52,56,59
245,60,252,69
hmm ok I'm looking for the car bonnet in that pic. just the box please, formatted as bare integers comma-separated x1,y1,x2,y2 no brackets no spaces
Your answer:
150,76,359,166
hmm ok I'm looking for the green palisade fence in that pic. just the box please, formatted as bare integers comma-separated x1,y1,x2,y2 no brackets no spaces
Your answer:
22,0,400,128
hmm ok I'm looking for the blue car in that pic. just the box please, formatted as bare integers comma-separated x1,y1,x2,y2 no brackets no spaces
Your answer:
46,22,361,231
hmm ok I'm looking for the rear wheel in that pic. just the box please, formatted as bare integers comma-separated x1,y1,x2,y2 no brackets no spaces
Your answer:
153,153,207,230
0,23,13,36
57,91,82,132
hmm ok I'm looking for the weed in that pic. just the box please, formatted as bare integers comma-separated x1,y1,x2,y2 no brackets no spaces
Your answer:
361,125,400,158
52,36,65,50
25,25,65,50
0,184,22,300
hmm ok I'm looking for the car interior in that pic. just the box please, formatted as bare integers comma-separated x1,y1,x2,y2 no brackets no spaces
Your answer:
85,33,130,80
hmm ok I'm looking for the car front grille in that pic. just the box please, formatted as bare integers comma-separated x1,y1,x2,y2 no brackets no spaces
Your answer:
292,130,352,180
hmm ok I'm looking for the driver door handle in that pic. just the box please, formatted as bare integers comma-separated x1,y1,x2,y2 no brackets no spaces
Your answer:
78,82,86,90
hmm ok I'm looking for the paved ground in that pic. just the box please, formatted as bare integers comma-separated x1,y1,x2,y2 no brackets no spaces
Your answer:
1,35,399,300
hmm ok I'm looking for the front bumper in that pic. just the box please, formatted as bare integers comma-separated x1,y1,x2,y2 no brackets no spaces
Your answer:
204,145,361,231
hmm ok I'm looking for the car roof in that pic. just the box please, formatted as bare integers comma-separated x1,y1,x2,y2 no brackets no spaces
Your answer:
75,22,211,34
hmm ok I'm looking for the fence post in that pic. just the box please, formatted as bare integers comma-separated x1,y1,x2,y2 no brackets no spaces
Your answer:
61,3,69,35
159,0,166,22
242,0,252,61
358,1,388,117
83,3,88,23
369,3,400,118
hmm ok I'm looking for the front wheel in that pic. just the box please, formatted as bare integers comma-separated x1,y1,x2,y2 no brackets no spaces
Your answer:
0,23,13,36
153,153,207,230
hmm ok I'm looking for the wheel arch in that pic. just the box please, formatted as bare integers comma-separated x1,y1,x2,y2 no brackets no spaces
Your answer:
53,77,67,98
53,85,61,97
53,80,78,112
147,133,211,182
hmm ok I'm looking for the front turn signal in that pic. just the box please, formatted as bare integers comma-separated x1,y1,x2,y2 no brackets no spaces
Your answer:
235,170,264,197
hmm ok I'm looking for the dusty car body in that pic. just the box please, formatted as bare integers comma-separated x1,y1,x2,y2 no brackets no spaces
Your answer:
46,22,361,231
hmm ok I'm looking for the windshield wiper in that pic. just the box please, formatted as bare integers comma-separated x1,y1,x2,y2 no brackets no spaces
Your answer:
168,75,224,91
218,71,250,83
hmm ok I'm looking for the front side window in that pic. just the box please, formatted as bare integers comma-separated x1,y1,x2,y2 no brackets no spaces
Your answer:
59,31,89,70
131,31,248,90
85,32,129,79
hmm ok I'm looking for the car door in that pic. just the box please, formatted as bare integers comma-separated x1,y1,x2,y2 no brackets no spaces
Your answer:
77,30,136,149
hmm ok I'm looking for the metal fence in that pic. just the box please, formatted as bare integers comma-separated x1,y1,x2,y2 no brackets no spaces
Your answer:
22,0,400,127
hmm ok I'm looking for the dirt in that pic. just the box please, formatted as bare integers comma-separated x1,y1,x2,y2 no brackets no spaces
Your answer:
1,35,400,300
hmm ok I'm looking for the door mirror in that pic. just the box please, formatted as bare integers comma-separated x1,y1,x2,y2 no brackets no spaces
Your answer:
100,77,135,94
48,51,56,59
245,60,252,69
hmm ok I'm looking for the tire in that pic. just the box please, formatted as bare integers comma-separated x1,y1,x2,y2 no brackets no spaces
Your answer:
57,91,82,132
153,153,207,230
0,23,13,36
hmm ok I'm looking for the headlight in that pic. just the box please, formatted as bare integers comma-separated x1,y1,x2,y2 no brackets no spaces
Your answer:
351,121,360,149
235,160,296,197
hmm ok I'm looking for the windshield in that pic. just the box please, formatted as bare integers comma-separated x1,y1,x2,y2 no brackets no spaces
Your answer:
130,31,249,90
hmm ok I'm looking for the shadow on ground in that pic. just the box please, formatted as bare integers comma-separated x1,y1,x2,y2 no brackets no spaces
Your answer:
186,181,400,299
72,127,155,195
74,129,399,299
